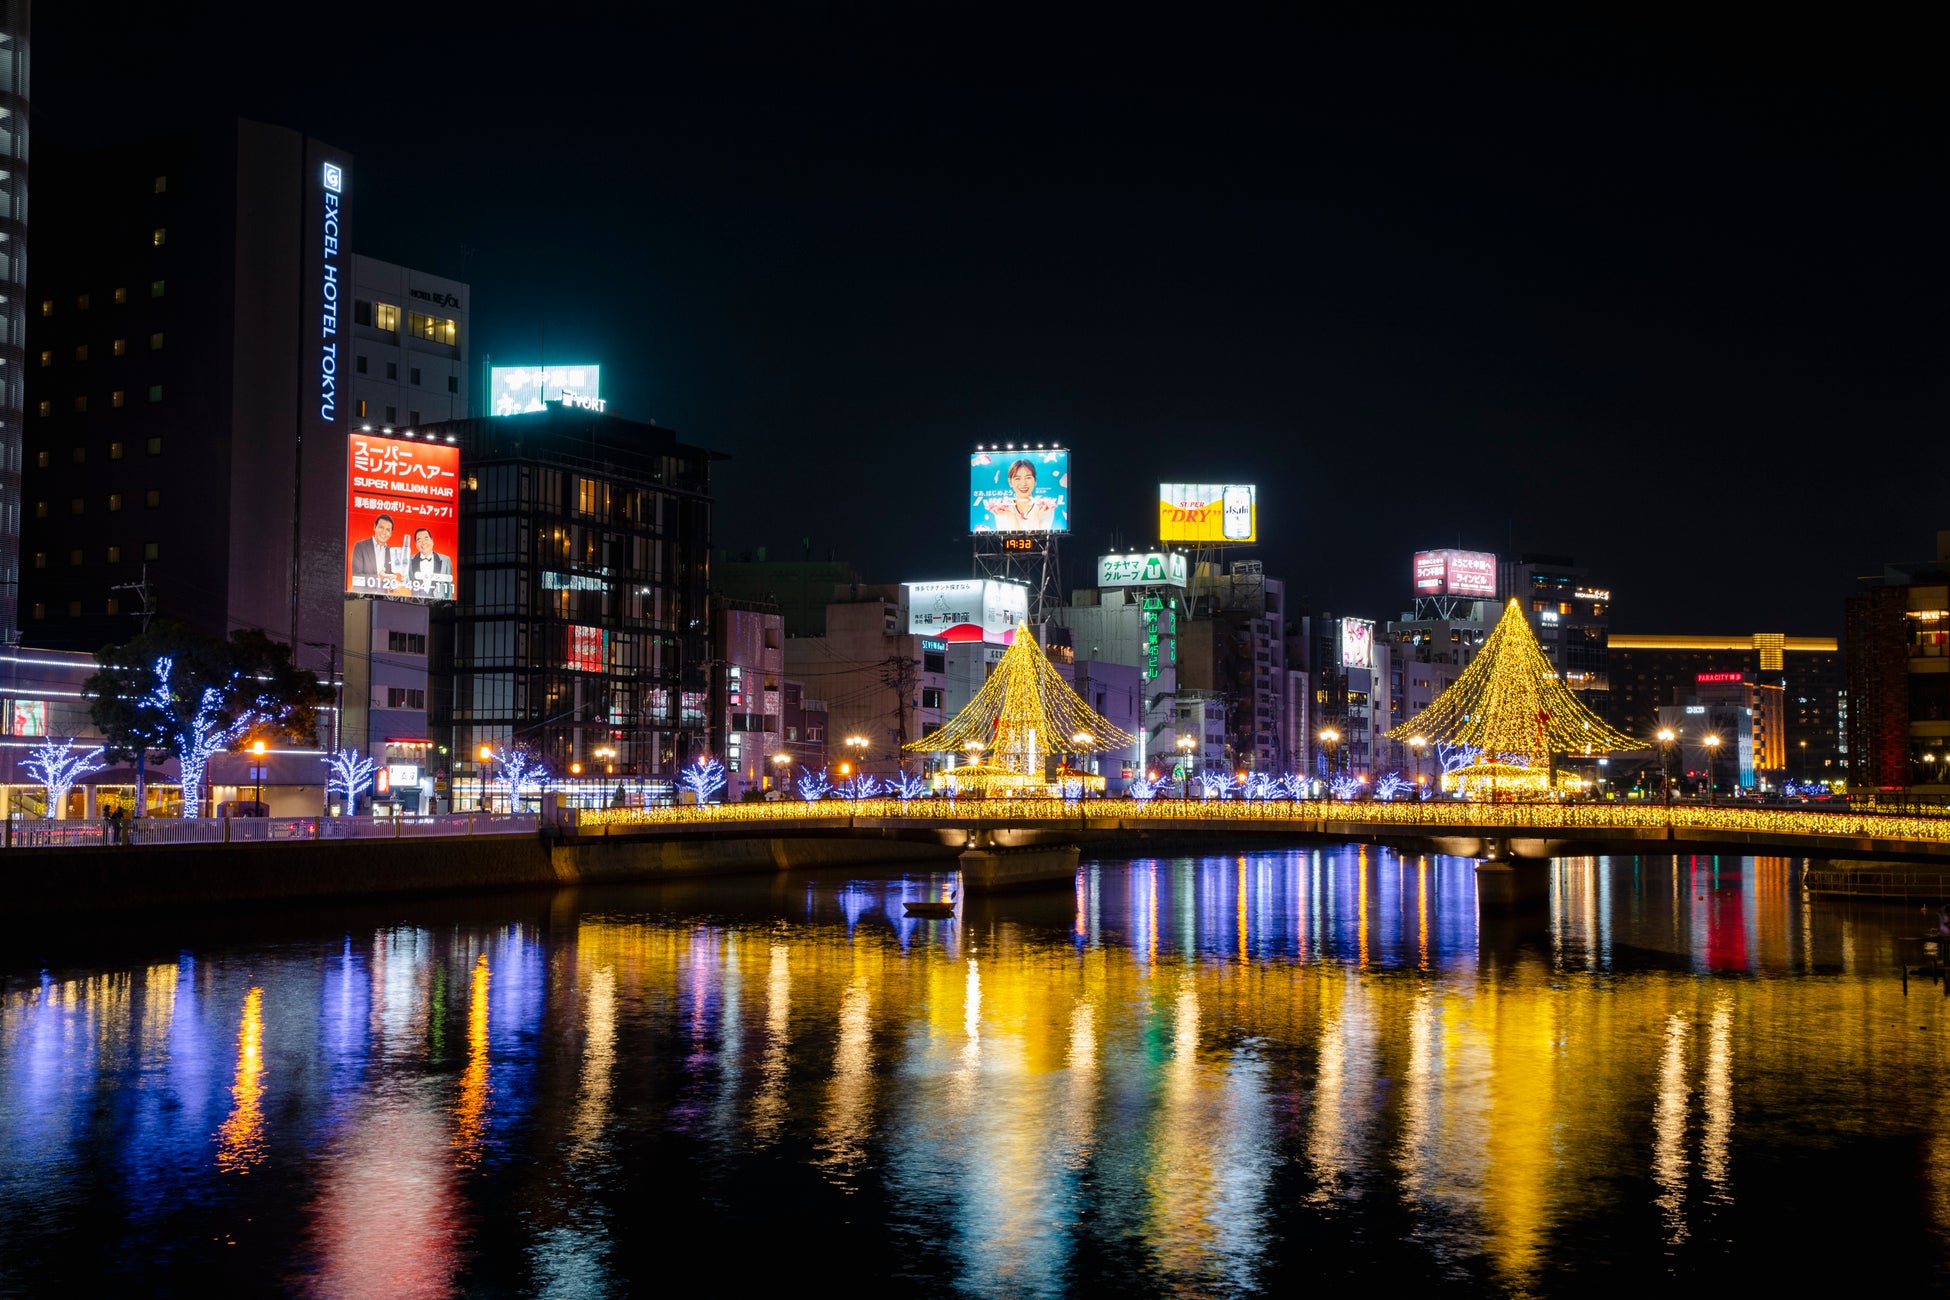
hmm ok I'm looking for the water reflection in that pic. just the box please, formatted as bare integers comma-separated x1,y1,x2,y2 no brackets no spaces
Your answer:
1,848,1948,1294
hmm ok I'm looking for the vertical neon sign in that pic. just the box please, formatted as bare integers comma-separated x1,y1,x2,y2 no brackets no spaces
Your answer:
320,162,344,421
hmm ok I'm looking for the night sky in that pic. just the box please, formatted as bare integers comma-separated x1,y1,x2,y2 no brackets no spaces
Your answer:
40,4,1946,634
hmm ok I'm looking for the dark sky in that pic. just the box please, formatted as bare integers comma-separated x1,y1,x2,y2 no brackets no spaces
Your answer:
40,4,1947,634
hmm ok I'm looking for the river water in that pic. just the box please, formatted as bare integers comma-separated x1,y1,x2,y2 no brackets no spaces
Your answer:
2,847,1947,1297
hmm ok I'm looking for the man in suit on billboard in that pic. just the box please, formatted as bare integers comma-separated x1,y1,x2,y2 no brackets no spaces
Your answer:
350,514,401,591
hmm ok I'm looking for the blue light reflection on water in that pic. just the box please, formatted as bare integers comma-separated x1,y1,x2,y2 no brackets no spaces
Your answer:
1,848,1948,1296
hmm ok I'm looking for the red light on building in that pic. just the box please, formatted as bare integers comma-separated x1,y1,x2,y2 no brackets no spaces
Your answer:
1696,672,1745,683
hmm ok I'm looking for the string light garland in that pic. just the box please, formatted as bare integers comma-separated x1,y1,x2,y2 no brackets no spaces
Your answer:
906,633,1133,787
1388,598,1642,794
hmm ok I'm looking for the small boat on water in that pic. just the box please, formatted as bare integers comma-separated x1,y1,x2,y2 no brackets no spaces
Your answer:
904,898,956,918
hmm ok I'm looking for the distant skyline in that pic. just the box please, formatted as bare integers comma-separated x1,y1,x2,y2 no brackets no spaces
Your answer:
37,5,1946,634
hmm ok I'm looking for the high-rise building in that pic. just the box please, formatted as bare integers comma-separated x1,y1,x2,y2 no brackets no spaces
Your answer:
432,403,719,806
0,2,27,643
1502,553,1611,710
1843,531,1950,797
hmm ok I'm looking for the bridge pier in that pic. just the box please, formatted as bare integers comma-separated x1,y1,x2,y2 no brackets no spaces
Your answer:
958,827,1081,893
1476,838,1550,909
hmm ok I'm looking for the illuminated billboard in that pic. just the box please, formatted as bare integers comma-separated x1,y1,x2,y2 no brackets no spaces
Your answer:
1158,483,1256,543
1097,552,1188,589
1340,617,1375,670
489,364,604,416
345,434,461,600
970,449,1070,535
903,579,1029,644
1412,549,1497,599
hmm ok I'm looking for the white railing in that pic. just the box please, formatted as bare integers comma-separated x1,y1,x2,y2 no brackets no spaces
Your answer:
3,813,540,849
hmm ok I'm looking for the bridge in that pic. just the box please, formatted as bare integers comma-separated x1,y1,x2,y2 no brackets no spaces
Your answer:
569,798,1950,902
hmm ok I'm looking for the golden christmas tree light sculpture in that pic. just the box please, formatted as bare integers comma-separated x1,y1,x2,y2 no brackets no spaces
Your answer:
906,632,1133,794
1387,597,1644,799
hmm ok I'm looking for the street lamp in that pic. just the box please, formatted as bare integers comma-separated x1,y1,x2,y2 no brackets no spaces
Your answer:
250,738,266,813
845,734,869,775
1408,734,1427,797
1319,728,1341,786
1656,728,1676,808
595,745,616,774
1799,739,1808,783
1703,733,1721,806
771,751,792,790
1176,734,1195,801
478,744,496,813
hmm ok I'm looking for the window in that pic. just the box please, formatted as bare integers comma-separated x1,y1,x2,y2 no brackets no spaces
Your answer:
106,546,121,563
385,361,397,380
69,549,83,566
147,437,162,455
147,385,163,403
408,410,419,425
448,375,459,393
33,451,47,469
108,494,123,512
153,175,167,194
149,332,165,351
37,350,50,367
31,604,43,620
35,400,50,417
385,406,397,423
921,688,945,709
67,602,81,618
69,498,84,515
354,300,373,326
388,631,428,655
149,280,165,298
112,338,126,356
76,293,90,310
111,391,125,408
385,687,427,710
71,447,85,464
145,490,160,508
409,367,421,386
33,501,46,518
74,344,89,362
39,299,52,317
406,313,457,345
113,287,127,305
374,303,399,332
152,228,166,247
355,354,367,374
32,553,44,569
143,542,160,561
72,396,88,413
106,598,120,616
356,399,368,418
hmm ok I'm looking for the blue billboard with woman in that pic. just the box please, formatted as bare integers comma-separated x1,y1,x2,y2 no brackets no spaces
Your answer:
969,448,1071,534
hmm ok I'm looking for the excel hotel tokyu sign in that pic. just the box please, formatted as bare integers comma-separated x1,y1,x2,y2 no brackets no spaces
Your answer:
319,162,345,422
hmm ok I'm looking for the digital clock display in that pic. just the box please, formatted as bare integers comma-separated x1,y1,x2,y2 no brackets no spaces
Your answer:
1003,536,1036,551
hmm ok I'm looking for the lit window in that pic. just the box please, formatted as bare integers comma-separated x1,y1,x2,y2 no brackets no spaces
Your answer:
33,501,47,518
39,299,52,316
107,598,120,616
356,399,368,418
69,549,83,566
144,490,160,508
406,313,457,345
113,287,128,304
108,494,123,512
76,293,90,310
37,350,50,367
374,303,400,332
107,546,122,563
111,390,125,408
144,542,160,561
35,400,50,417
149,280,165,299
152,228,166,247
112,338,127,356
110,442,124,459
30,604,43,620
74,344,88,362
153,175,167,194
33,451,47,468
32,553,45,569
147,385,163,403
149,332,165,351
146,437,162,455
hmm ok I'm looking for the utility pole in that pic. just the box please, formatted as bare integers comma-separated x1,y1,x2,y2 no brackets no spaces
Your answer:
111,565,155,633
880,653,919,775
303,640,340,815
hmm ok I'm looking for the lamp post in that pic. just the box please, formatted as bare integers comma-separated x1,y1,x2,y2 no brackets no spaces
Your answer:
843,734,869,779
250,738,266,813
478,743,494,812
1656,728,1675,808
1703,733,1721,806
771,750,791,792
1071,731,1093,793
1408,734,1427,798
1176,734,1195,800
1799,739,1808,785
1319,728,1341,793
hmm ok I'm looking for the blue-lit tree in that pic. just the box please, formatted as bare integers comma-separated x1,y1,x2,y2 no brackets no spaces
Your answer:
1277,772,1310,801
797,766,832,801
1374,771,1412,801
836,772,881,801
1128,774,1161,803
1436,741,1481,776
1195,770,1231,800
326,747,377,811
1242,772,1279,801
483,744,548,812
679,756,728,803
1061,776,1085,803
892,770,930,802
1329,772,1365,801
22,736,106,819
141,656,284,818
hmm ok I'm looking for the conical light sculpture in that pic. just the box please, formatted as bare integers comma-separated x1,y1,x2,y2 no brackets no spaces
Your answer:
1388,597,1643,797
907,632,1133,793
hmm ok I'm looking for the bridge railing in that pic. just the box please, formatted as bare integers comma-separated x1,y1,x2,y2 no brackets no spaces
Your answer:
570,797,1950,845
4,813,540,849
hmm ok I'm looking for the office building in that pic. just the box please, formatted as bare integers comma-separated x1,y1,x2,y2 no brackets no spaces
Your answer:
1502,553,1611,709
434,402,719,805
779,584,945,781
1844,531,1950,796
1607,633,1842,782
713,597,786,800
0,3,27,642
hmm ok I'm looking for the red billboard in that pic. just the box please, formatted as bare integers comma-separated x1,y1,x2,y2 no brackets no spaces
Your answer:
1412,549,1497,599
345,434,460,601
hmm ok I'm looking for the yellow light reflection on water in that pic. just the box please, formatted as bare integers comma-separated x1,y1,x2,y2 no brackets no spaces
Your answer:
452,954,491,1165
215,987,266,1174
